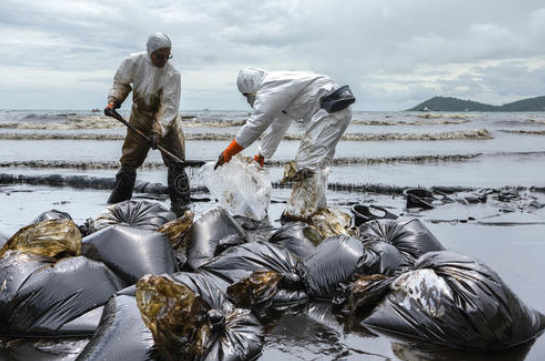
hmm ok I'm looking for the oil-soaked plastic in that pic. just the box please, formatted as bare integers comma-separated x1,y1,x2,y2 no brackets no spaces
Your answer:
76,288,156,361
31,209,73,224
297,236,365,300
86,200,176,234
200,241,309,311
364,251,545,351
186,207,246,270
82,225,178,284
337,274,394,312
308,207,352,238
0,252,125,336
358,219,445,264
0,219,81,259
157,210,194,251
136,273,264,361
268,222,323,259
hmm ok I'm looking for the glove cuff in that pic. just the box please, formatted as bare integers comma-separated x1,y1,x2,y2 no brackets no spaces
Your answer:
222,140,244,161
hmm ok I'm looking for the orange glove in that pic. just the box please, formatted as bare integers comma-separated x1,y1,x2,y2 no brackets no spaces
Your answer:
104,102,120,116
214,140,244,170
254,154,265,167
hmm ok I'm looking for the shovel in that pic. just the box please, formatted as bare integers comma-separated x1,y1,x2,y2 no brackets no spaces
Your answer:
105,109,205,168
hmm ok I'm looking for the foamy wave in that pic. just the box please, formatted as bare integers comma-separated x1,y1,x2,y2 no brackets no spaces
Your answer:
0,154,481,171
338,129,491,141
0,129,492,141
0,116,122,130
500,130,545,136
351,119,469,126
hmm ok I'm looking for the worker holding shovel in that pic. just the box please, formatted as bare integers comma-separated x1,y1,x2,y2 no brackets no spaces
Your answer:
104,32,190,215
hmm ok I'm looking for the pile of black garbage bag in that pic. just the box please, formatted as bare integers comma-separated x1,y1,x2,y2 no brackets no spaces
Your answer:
0,200,544,361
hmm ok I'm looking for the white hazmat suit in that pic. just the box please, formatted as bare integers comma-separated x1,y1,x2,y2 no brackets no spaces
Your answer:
226,68,353,220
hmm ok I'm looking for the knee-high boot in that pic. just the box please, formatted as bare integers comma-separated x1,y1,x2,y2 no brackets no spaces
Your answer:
108,169,136,204
168,164,191,215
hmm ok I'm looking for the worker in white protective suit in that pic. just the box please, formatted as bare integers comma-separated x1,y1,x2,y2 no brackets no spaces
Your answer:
104,32,190,215
215,68,355,220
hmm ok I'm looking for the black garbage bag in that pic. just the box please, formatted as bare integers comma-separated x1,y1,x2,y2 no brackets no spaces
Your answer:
86,200,176,234
186,207,246,270
136,273,264,361
200,241,309,312
82,225,178,285
359,241,410,276
31,209,73,224
76,287,157,361
363,251,545,351
358,219,445,265
0,337,90,361
296,236,366,300
0,251,125,336
268,221,323,259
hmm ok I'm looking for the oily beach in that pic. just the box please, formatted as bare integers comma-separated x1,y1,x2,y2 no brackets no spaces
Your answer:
0,109,544,360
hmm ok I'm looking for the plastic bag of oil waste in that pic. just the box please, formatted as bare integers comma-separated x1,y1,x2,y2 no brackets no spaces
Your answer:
186,207,246,270
76,286,156,361
82,225,178,284
282,163,328,221
31,209,73,224
358,219,445,265
296,236,366,300
200,241,309,312
201,155,272,221
363,251,545,351
85,200,177,234
136,273,264,361
0,251,125,336
308,207,352,238
158,210,194,251
0,219,81,259
268,222,324,259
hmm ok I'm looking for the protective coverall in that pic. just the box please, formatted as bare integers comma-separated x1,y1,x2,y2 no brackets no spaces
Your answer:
106,32,190,214
217,68,353,220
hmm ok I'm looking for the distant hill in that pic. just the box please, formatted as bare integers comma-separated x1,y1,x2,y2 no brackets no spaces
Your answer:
408,96,545,112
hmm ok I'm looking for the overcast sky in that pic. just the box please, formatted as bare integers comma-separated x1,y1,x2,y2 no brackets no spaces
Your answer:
1,0,544,111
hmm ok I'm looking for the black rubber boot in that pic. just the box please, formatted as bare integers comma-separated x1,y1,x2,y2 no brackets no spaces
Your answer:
107,169,136,204
168,164,191,216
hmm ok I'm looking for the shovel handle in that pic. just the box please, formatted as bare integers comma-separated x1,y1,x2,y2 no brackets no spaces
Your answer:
107,109,205,168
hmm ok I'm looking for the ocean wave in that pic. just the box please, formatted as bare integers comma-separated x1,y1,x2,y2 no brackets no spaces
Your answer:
0,129,492,141
351,119,469,126
0,154,482,171
338,129,491,141
0,116,122,130
500,130,545,136
415,113,471,120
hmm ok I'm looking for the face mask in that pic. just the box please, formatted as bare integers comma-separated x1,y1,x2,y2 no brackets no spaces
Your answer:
245,94,256,108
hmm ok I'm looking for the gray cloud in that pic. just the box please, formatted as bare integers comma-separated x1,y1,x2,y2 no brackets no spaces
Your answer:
0,0,544,110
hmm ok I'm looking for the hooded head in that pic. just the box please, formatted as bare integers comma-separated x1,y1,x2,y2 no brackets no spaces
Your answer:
236,68,266,95
146,32,172,56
